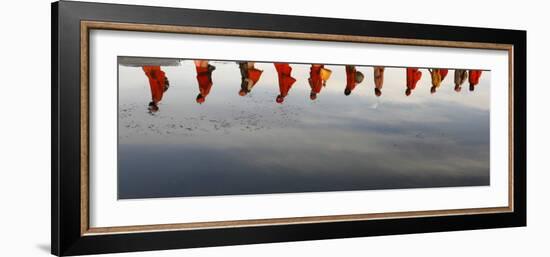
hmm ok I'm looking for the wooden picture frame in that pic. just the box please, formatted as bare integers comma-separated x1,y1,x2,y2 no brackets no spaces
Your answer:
52,1,526,256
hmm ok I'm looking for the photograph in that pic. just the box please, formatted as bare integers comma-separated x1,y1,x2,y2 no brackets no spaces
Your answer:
47,1,528,255
117,56,490,199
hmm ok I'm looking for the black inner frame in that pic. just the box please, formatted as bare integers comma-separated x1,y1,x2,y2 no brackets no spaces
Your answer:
52,1,526,256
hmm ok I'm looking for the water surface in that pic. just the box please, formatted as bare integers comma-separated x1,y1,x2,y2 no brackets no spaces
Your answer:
118,58,490,199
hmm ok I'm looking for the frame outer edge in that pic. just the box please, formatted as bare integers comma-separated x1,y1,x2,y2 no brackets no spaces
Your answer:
53,1,527,255
51,1,60,256
515,30,527,226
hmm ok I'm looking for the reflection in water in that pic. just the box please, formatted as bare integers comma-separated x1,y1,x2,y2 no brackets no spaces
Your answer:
454,69,468,92
308,64,331,100
238,61,263,96
428,68,449,94
405,67,422,96
142,66,169,113
344,65,364,96
139,59,485,109
373,66,385,97
274,63,297,104
469,70,483,91
118,57,490,199
194,60,216,104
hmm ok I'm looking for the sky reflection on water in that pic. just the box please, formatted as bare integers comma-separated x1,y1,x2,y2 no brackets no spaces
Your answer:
118,58,490,199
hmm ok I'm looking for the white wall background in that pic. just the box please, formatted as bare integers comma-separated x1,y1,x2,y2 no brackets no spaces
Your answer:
0,0,547,256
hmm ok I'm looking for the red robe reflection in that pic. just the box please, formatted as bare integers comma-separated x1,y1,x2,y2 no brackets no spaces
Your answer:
406,68,422,96
468,70,483,91
195,61,215,104
469,70,483,85
440,69,449,81
142,66,167,104
238,62,264,96
274,63,297,103
248,68,263,85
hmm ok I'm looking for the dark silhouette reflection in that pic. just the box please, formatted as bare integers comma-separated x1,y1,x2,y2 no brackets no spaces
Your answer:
308,64,332,100
344,65,364,96
405,68,422,96
428,68,449,94
135,59,485,107
454,69,468,92
142,66,169,113
238,61,263,96
274,63,297,104
468,70,483,91
373,66,385,97
194,60,216,104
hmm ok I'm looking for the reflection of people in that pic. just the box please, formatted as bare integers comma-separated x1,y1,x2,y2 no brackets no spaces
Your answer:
373,66,385,97
308,64,331,100
344,65,364,96
194,60,216,104
238,62,263,96
142,66,169,113
274,63,297,104
468,70,483,91
454,69,468,92
428,68,449,94
405,68,422,96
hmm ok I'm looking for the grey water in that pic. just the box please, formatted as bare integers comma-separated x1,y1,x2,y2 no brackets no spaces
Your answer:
118,59,490,199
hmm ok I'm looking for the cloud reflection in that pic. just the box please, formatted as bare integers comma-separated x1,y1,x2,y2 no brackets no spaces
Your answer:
118,57,490,199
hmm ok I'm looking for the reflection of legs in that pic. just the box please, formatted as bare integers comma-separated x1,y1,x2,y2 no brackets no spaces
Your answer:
454,84,462,92
163,77,170,92
310,91,317,100
142,66,167,114
148,102,159,113
374,67,384,97
206,64,216,82
238,62,248,96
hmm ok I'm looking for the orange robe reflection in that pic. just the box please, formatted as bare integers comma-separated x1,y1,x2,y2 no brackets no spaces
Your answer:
274,63,297,104
468,70,483,91
406,68,422,96
429,68,449,94
308,65,324,100
195,60,215,104
142,66,167,104
238,62,263,96
345,65,363,96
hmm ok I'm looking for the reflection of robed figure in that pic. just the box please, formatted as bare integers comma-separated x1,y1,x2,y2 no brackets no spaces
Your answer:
308,64,327,100
238,62,263,96
195,61,216,104
374,66,385,97
142,66,169,112
428,68,449,94
274,63,297,104
428,69,449,87
468,70,483,91
344,65,364,96
454,69,468,92
406,68,422,96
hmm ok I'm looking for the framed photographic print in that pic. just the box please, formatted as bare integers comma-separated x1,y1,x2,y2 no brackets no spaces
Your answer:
51,1,526,256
